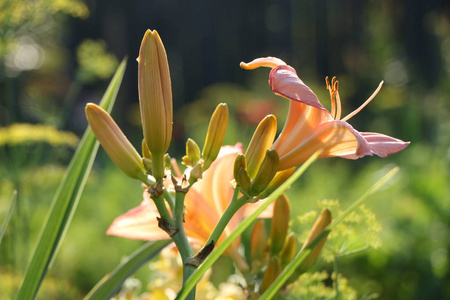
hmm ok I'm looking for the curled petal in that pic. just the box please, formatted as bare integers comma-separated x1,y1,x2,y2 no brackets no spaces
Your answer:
343,132,410,159
269,65,328,111
240,57,287,69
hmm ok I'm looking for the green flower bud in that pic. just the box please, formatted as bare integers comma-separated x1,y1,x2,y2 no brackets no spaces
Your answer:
260,256,281,294
182,138,201,167
202,103,229,170
269,194,290,256
250,149,279,196
258,167,295,199
245,115,277,178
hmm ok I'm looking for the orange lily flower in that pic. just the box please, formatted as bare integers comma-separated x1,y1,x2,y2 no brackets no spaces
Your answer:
106,144,273,251
241,57,410,170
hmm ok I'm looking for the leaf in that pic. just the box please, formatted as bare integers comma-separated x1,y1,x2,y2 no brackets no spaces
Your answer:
84,240,171,300
0,190,16,245
175,151,321,300
15,59,127,300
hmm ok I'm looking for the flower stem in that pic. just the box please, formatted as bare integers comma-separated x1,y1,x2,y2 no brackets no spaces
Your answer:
205,188,247,246
173,191,196,300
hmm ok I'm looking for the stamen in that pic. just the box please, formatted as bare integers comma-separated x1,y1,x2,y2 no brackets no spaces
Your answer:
334,80,342,120
326,76,336,119
341,81,384,122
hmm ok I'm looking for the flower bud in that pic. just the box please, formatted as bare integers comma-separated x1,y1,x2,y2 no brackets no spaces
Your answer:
233,154,247,182
138,30,172,179
182,138,201,167
202,103,229,170
142,139,152,159
269,194,290,256
237,168,252,195
260,256,281,294
251,220,268,262
85,103,147,182
249,149,279,196
298,208,332,272
258,167,295,199
245,115,277,178
280,233,297,267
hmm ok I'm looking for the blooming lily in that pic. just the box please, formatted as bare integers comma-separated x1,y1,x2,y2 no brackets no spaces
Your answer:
106,144,273,254
241,57,410,170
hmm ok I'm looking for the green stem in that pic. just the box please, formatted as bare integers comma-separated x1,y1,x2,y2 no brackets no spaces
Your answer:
163,189,175,211
151,152,165,180
334,256,340,300
152,195,174,227
205,188,246,246
173,191,195,300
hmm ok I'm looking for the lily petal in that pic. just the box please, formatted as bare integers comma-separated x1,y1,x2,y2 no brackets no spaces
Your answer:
342,132,410,159
269,65,329,111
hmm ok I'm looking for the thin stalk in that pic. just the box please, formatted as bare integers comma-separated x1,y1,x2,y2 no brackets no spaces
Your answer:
152,194,174,226
173,191,195,300
334,256,340,300
151,152,165,180
205,188,245,246
163,189,175,211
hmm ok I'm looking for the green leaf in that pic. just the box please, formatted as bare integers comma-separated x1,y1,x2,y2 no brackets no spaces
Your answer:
259,167,399,300
175,151,321,300
0,190,16,245
84,240,171,300
15,59,127,300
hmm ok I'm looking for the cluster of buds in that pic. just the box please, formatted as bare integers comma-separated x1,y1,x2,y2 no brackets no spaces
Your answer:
247,195,332,297
233,115,295,201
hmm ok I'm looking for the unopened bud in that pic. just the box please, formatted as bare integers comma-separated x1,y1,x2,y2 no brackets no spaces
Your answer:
298,208,332,272
233,154,247,182
260,256,281,294
250,149,279,196
142,139,152,159
182,138,201,167
237,168,252,195
189,162,203,185
85,103,147,182
245,115,277,178
250,220,268,262
138,29,172,157
269,194,290,256
280,233,297,267
202,103,229,171
258,167,295,199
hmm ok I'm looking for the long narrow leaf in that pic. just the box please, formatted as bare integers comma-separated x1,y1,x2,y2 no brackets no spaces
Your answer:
175,151,321,300
15,59,127,300
0,190,17,245
259,166,399,299
84,240,171,300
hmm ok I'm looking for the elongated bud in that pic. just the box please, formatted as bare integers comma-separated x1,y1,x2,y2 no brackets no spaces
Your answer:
260,256,281,294
138,30,172,179
280,233,297,267
202,103,229,170
245,115,277,178
233,154,247,182
237,168,252,195
251,220,268,262
189,162,203,185
85,103,147,182
142,139,152,159
182,138,201,167
269,194,290,256
298,208,332,272
250,149,279,196
258,167,295,199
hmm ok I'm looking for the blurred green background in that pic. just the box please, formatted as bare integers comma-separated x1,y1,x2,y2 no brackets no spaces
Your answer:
0,0,449,299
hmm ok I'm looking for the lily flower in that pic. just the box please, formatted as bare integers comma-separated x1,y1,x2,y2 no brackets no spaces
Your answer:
106,144,273,254
241,57,410,170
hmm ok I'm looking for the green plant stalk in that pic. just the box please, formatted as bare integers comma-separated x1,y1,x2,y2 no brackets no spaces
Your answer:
84,240,171,300
334,256,340,300
153,194,174,227
0,190,16,245
205,187,245,246
173,191,196,300
151,152,165,180
175,151,321,300
163,189,175,211
259,166,400,299
15,59,127,300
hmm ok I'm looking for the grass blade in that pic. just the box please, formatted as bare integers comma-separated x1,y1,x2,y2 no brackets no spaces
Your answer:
0,190,17,245
175,151,320,300
15,59,127,300
259,166,400,299
84,240,171,300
